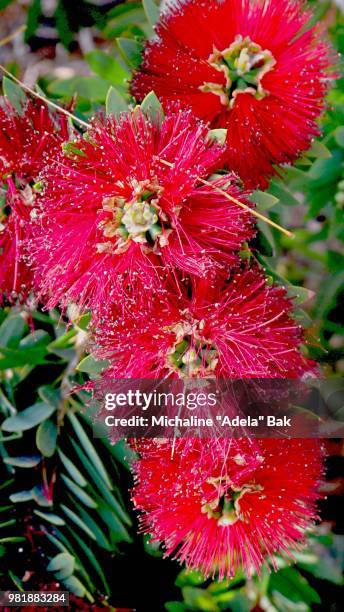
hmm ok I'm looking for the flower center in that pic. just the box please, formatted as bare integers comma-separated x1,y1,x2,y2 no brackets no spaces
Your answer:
166,318,218,377
202,476,264,526
97,179,170,254
200,35,276,108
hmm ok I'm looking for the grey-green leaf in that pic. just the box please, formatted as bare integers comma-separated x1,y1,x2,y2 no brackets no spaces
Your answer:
2,76,26,113
140,91,164,124
36,419,57,457
2,402,56,432
105,86,128,117
143,0,160,27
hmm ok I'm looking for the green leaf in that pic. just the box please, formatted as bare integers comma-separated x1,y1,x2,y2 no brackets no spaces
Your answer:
47,552,75,580
117,37,143,69
140,90,164,124
182,587,219,612
306,140,332,159
207,128,227,146
142,0,160,27
287,284,315,305
0,330,51,369
0,0,15,11
105,86,128,117
72,503,112,551
25,0,41,41
165,603,187,612
3,455,41,468
268,181,300,207
36,419,57,457
48,76,110,103
76,354,109,375
34,510,65,526
66,526,110,595
0,536,26,544
269,567,321,605
68,413,112,489
9,490,33,503
103,3,145,39
70,439,132,527
175,569,206,588
38,386,61,409
2,76,26,113
0,314,26,348
252,227,274,257
60,504,97,541
251,190,279,211
2,402,56,432
61,474,97,508
334,126,344,148
62,575,86,598
57,449,87,488
85,50,128,85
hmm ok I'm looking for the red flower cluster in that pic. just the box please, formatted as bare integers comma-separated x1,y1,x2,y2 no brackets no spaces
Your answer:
132,438,324,579
31,108,254,310
0,0,332,582
94,266,314,379
0,100,70,302
131,0,334,188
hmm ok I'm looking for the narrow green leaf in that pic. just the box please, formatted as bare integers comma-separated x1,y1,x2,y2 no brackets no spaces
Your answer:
66,526,110,595
70,440,131,527
140,90,164,124
47,552,75,580
68,413,112,489
287,284,315,305
251,190,279,210
72,502,112,551
61,474,97,508
76,354,109,375
142,0,160,27
4,455,41,468
0,537,26,544
36,419,57,457
2,76,26,113
85,50,128,85
306,140,332,159
2,402,55,432
38,386,61,409
105,86,128,117
0,314,26,348
9,491,33,503
60,504,97,541
34,510,65,526
117,37,143,69
207,128,227,146
57,449,87,488
62,576,86,598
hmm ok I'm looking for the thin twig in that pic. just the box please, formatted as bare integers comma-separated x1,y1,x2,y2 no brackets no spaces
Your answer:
0,64,90,129
159,158,293,238
0,24,26,48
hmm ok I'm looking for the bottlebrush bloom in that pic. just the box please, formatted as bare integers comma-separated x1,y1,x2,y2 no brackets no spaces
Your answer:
93,265,314,378
31,108,254,311
131,0,334,188
131,437,324,578
0,99,70,302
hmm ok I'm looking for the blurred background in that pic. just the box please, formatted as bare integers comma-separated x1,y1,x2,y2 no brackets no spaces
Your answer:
0,1,343,610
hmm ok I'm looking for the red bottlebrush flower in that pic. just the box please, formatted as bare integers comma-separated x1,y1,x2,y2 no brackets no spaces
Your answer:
31,108,254,311
93,266,315,378
131,437,324,579
131,0,334,188
0,99,70,302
